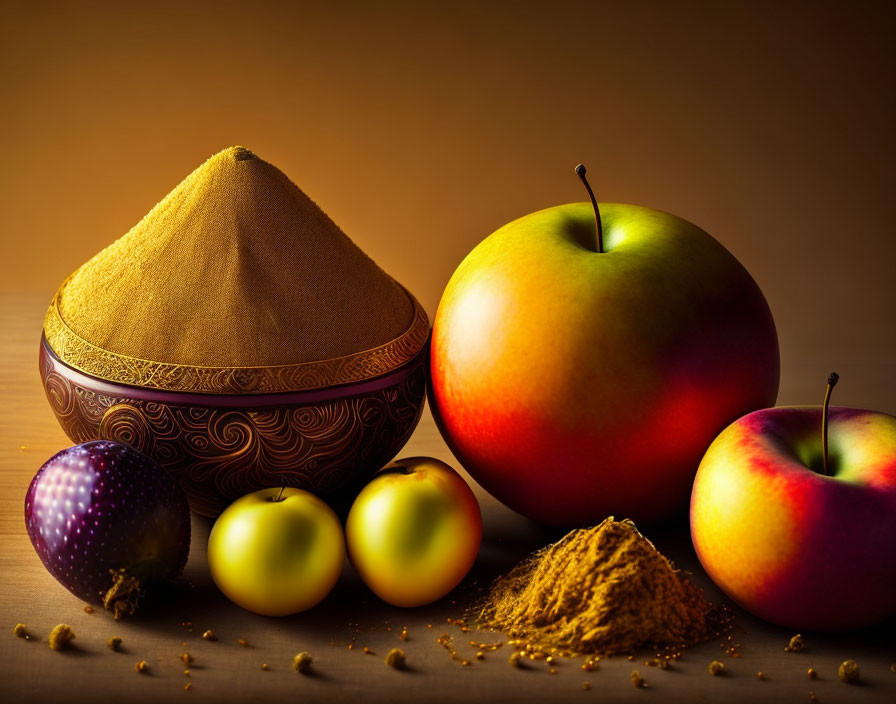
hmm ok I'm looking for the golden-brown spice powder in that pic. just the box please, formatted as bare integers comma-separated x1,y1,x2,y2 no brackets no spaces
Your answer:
475,518,718,656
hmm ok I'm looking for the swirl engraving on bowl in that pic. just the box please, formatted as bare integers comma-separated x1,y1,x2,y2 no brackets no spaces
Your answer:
41,349,426,517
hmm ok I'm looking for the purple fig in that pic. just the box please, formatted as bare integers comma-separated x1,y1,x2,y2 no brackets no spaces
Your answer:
25,441,190,618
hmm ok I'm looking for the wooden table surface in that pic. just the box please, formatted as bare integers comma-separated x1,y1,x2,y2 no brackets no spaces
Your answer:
1,292,894,703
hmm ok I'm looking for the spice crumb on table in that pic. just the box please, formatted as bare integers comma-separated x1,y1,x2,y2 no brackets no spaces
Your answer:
293,652,313,673
385,648,406,668
839,659,860,683
784,634,804,653
48,624,74,650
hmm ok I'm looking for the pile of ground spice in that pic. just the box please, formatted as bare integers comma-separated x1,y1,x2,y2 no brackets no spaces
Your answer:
475,517,719,656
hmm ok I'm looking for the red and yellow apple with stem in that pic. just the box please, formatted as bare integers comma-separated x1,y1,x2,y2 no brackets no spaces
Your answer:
691,374,896,629
429,165,780,525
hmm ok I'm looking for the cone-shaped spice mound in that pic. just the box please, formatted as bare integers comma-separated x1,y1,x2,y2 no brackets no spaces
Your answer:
44,146,428,394
476,518,718,656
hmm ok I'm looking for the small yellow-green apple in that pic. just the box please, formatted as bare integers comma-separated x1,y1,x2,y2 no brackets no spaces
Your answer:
346,457,481,607
691,374,896,629
429,165,779,525
208,487,345,616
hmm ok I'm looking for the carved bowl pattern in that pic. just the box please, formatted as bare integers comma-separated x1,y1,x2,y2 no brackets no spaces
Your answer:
40,337,427,517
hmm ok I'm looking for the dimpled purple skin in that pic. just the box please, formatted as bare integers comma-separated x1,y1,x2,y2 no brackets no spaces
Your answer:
25,441,190,615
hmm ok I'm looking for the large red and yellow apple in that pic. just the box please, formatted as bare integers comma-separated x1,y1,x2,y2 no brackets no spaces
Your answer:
691,376,896,629
346,457,481,607
429,166,780,525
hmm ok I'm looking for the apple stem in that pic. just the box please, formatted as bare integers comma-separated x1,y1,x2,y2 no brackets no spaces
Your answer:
574,164,604,253
274,485,286,502
822,372,839,476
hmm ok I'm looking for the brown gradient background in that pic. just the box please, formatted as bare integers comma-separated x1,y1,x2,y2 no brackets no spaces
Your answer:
1,0,894,413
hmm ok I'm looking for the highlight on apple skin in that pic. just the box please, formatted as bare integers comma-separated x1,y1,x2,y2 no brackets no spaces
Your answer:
429,172,780,526
690,405,896,630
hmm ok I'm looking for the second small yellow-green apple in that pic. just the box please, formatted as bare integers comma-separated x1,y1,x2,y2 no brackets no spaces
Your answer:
346,457,481,607
430,166,780,525
691,374,896,629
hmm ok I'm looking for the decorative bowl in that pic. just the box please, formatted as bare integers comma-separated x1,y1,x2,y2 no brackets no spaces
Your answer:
40,335,427,517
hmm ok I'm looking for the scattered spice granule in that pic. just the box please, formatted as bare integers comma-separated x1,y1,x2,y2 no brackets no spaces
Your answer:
385,648,406,669
184,682,192,693
84,606,94,614
470,639,503,652
891,663,896,673
631,670,646,688
363,647,374,655
838,660,859,684
180,652,193,665
583,682,591,691
134,660,149,674
293,652,312,673
202,630,216,641
261,663,270,671
709,660,724,676
13,624,28,639
48,624,75,650
399,627,409,641
461,659,471,667
184,670,191,677
809,692,817,703
582,660,594,672
181,621,193,631
550,667,557,675
785,634,804,652
509,651,523,668
808,668,817,680
756,672,765,680
436,632,457,660
237,639,249,648
107,636,122,651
